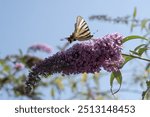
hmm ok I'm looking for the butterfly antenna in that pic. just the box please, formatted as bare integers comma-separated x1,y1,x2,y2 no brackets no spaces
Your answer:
92,29,98,35
60,37,67,41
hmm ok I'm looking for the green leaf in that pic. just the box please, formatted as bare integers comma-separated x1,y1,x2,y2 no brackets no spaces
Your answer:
129,44,147,56
3,65,10,72
71,81,77,92
129,50,139,56
121,55,134,67
50,88,55,98
130,46,147,57
54,78,64,90
19,49,23,56
0,60,5,66
81,72,87,82
146,63,150,71
146,81,150,87
133,7,137,18
93,72,100,86
138,47,147,56
122,35,148,43
134,44,146,52
110,71,122,95
142,80,150,100
141,19,150,30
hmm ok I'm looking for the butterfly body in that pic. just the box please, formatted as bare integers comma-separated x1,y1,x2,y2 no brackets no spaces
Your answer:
67,33,77,43
67,16,93,43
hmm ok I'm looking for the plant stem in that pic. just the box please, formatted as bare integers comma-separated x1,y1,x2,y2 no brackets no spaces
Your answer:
122,53,150,62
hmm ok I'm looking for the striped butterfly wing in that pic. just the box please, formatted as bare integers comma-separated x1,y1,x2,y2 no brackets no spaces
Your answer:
74,16,93,41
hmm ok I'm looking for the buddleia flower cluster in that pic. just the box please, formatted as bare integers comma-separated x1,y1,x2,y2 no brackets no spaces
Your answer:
28,43,52,54
25,33,124,93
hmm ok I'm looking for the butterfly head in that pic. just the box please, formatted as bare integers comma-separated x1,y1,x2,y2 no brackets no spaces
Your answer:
67,34,76,43
60,36,76,43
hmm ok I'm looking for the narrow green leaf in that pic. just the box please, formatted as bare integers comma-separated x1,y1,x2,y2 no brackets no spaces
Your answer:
133,7,137,18
134,44,146,52
50,88,55,97
110,71,122,95
142,80,150,100
141,19,150,30
71,82,77,92
110,73,115,88
142,91,146,100
0,60,5,66
146,81,150,87
146,63,150,71
138,47,147,56
129,50,139,56
130,46,147,57
122,35,148,43
81,72,87,83
121,55,134,67
3,65,10,72
19,49,23,56
93,72,100,86
129,44,147,56
114,71,122,85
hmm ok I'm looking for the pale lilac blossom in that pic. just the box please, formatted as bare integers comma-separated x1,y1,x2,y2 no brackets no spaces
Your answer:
28,43,52,53
15,63,24,70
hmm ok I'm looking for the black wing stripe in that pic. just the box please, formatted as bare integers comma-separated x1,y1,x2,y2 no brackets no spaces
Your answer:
82,34,93,38
79,28,89,35
81,32,91,37
79,24,89,34
78,34,93,39
79,31,92,38
79,21,87,31
74,16,93,41
79,27,89,34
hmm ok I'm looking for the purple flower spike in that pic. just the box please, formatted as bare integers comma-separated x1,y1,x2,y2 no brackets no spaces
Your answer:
25,33,124,93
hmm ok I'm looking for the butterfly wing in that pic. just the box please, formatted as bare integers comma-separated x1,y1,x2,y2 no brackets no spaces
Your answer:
74,16,93,41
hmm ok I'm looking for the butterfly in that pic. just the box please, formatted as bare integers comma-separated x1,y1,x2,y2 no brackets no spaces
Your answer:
67,16,93,43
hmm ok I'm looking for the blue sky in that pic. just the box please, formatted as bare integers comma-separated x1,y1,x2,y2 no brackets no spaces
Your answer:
0,0,149,99
1,0,149,56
